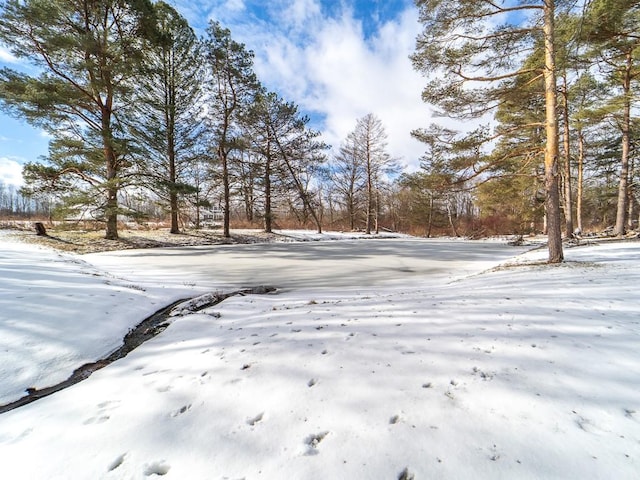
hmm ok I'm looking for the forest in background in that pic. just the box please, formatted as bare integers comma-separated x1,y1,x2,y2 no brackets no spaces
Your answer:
0,1,638,253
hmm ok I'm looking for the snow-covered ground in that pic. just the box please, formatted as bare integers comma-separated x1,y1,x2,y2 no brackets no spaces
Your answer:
0,231,638,479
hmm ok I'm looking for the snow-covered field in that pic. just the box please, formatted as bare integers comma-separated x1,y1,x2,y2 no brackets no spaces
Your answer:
0,231,638,479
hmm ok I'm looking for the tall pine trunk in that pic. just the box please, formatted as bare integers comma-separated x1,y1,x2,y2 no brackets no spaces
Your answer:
576,128,585,233
543,0,563,263
614,51,632,237
220,147,231,238
561,74,574,237
168,95,179,234
102,103,119,240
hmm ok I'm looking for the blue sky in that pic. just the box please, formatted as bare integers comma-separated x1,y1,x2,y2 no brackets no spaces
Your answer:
0,0,432,187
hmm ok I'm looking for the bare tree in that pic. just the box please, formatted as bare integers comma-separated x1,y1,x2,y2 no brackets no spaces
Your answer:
345,114,398,234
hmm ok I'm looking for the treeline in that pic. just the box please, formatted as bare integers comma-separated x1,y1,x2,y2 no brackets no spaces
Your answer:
0,1,638,256
0,181,51,217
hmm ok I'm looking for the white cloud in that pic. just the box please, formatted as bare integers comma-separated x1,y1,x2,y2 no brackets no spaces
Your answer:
0,46,18,64
282,0,322,31
0,158,24,187
223,0,245,12
250,5,434,169
172,1,440,168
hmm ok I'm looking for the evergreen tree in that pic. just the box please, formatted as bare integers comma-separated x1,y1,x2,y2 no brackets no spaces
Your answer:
0,0,158,239
582,0,640,236
128,1,204,234
411,0,573,262
204,21,259,238
568,72,608,232
405,126,474,237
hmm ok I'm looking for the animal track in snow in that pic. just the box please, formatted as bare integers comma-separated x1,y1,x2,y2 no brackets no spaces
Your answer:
472,367,494,380
488,444,501,461
304,431,329,455
573,412,607,435
83,415,110,425
170,404,192,418
83,400,120,425
142,369,171,377
143,460,170,476
107,453,127,472
5,427,33,444
398,467,415,480
389,414,402,424
247,412,264,426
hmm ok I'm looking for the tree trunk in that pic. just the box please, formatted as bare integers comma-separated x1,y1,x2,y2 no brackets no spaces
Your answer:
168,83,180,234
348,195,356,230
426,194,433,238
366,151,373,235
561,74,574,237
169,192,179,233
264,143,272,233
576,128,585,233
375,189,380,234
543,1,563,263
614,50,632,237
168,147,179,234
105,181,119,240
447,200,458,237
628,156,635,230
222,151,231,238
100,69,119,240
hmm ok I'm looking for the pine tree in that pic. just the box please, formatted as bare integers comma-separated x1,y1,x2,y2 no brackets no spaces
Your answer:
204,21,259,238
411,0,570,262
127,1,204,234
582,0,640,236
0,0,158,239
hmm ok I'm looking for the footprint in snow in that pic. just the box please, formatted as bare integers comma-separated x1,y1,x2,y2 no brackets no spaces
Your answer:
390,414,402,425
5,427,33,444
398,467,415,480
573,413,607,435
83,415,110,425
247,412,264,426
143,460,170,476
83,400,120,425
107,453,128,472
304,431,329,455
170,404,191,418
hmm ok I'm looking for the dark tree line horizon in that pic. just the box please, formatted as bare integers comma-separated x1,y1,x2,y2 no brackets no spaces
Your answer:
1,0,638,263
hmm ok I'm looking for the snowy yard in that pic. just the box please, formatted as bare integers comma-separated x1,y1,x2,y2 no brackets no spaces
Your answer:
0,231,638,479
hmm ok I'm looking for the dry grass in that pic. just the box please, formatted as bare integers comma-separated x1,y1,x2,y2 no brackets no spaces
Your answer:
3,223,281,254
